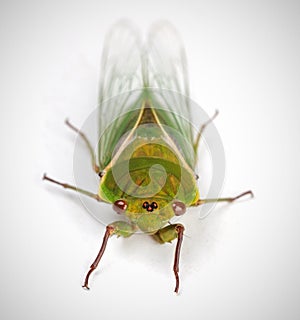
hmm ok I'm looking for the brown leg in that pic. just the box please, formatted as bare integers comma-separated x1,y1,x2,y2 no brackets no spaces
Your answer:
65,118,100,173
173,224,185,294
193,109,219,153
195,190,254,206
43,173,101,201
82,225,115,289
152,224,185,293
82,221,135,290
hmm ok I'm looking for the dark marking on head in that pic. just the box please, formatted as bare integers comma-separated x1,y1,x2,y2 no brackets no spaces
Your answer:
142,201,158,212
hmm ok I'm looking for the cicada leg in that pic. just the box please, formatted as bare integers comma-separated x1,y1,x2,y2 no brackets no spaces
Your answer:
82,221,136,289
152,224,185,294
43,174,101,201
65,119,100,173
195,190,254,206
193,109,219,154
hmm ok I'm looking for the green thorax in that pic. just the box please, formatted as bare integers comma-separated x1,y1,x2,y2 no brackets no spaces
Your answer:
98,105,199,233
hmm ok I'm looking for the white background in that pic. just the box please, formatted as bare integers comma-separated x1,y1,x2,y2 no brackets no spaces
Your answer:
1,0,300,319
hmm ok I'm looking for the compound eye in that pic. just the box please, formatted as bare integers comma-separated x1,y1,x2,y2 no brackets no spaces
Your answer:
172,201,186,216
113,199,128,214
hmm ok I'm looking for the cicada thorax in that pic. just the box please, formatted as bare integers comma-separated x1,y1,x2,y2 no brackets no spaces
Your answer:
98,104,199,232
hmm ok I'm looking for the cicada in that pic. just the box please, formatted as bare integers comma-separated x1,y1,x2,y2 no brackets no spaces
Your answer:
44,21,253,293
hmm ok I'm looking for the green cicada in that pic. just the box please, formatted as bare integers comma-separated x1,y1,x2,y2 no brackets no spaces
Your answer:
44,21,253,293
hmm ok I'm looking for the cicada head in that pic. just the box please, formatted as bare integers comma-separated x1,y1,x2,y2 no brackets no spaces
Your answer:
112,197,186,233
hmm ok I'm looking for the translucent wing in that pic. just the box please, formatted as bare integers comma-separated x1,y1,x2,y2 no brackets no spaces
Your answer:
146,22,195,167
98,21,195,170
98,20,144,168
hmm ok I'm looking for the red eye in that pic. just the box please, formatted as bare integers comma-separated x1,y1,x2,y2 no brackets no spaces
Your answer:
113,200,128,214
172,201,186,216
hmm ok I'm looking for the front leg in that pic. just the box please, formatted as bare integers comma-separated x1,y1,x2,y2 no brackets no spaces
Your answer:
153,224,185,294
83,221,136,289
